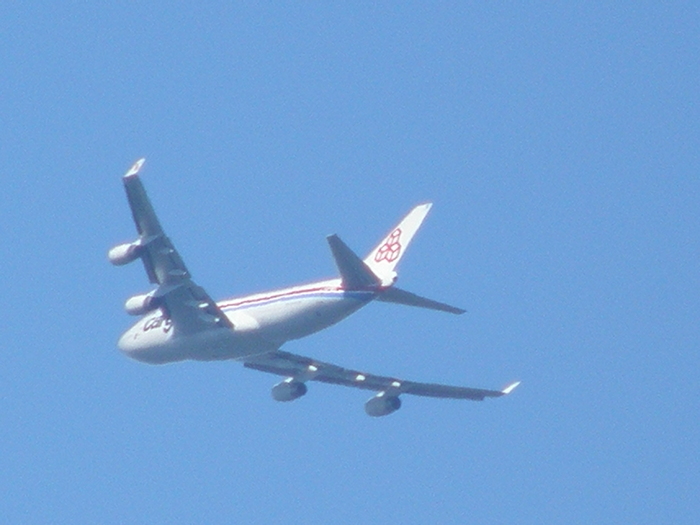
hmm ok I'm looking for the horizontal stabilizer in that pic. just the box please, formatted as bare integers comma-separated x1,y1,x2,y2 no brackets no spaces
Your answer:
376,286,465,314
327,234,381,289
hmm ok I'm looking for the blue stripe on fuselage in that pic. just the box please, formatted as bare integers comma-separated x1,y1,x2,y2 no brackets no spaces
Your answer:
218,289,375,313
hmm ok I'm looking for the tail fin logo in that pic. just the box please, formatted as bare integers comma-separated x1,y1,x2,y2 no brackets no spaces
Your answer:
374,228,402,263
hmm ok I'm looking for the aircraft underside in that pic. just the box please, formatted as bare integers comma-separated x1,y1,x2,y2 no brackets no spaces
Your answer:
110,158,518,416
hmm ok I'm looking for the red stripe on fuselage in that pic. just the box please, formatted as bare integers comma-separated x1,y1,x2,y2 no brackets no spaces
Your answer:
217,285,373,311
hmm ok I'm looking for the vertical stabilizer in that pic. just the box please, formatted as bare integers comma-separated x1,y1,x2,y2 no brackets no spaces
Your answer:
364,203,432,286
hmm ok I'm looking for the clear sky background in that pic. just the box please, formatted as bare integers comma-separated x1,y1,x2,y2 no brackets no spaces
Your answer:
1,3,698,524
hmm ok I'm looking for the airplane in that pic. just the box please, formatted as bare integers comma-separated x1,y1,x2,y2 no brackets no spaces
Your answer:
110,159,519,417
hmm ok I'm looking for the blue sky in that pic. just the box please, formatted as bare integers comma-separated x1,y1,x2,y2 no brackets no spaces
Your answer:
1,3,698,523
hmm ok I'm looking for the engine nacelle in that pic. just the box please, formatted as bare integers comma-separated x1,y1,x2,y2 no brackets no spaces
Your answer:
271,380,308,402
108,242,142,266
364,393,402,417
124,293,158,316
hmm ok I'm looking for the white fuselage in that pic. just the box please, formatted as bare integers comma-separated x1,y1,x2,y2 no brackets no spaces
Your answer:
117,278,376,364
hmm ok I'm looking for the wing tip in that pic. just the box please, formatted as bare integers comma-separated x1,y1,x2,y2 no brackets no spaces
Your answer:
501,381,521,395
124,158,146,178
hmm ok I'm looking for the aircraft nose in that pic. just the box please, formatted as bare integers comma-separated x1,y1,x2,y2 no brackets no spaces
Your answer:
116,323,174,364
117,328,156,363
117,327,140,354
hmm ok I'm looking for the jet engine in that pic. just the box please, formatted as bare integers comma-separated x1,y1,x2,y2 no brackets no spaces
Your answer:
108,242,141,266
124,293,158,316
271,380,308,402
364,393,402,417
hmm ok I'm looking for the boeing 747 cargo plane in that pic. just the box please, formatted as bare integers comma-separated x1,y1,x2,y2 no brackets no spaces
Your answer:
110,159,519,416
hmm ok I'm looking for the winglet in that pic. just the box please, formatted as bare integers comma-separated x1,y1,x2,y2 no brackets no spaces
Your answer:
125,158,146,178
501,381,521,395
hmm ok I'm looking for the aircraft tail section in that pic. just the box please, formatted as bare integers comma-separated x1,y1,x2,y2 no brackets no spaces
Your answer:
363,203,432,286
327,204,464,314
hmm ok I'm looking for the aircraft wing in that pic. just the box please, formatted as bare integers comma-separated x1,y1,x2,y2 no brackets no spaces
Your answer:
243,349,519,401
113,159,232,334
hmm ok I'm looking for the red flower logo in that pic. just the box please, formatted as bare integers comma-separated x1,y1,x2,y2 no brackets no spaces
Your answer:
374,228,402,263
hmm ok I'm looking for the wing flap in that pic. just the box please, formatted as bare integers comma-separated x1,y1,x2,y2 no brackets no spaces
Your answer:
122,165,192,285
156,282,233,334
243,350,515,400
401,382,506,400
